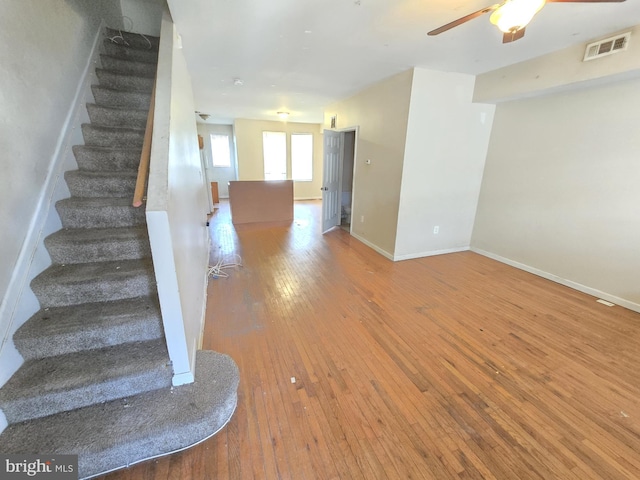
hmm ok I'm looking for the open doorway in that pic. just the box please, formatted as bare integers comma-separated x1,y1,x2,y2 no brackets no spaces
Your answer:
196,123,239,212
321,128,357,233
340,130,355,231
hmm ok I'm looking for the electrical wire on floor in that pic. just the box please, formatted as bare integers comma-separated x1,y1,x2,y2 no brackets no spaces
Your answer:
107,15,153,49
208,254,243,279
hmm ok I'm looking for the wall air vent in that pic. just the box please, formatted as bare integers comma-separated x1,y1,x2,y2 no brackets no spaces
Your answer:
583,32,631,62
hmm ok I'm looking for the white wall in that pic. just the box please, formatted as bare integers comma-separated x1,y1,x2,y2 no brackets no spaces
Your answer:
472,76,640,312
147,11,210,385
0,1,123,391
120,0,165,36
196,123,237,198
394,69,495,260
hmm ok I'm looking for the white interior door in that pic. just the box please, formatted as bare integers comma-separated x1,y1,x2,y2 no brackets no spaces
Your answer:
322,130,342,233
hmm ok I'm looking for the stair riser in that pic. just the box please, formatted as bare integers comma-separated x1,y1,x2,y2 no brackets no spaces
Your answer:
92,86,151,109
56,202,146,229
100,55,157,77
46,235,151,265
96,69,154,93
16,315,163,360
31,269,156,308
1,365,171,424
87,104,148,129
103,41,158,63
73,146,141,172
82,124,145,148
65,172,137,198
14,295,163,360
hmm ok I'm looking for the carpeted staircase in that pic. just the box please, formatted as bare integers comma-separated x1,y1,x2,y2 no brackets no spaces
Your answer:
0,28,238,478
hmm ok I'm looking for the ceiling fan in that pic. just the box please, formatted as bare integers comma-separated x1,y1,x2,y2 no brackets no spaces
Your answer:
428,0,627,44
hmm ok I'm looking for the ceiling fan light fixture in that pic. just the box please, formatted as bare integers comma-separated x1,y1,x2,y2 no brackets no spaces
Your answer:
277,111,290,120
490,0,546,33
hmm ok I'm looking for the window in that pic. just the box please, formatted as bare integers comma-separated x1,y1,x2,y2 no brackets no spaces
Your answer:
291,133,313,181
210,134,231,167
263,132,286,180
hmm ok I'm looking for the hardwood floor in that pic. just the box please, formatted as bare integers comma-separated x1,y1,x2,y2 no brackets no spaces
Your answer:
101,200,640,479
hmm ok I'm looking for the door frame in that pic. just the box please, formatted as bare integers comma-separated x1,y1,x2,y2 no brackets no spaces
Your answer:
336,127,358,234
324,126,358,234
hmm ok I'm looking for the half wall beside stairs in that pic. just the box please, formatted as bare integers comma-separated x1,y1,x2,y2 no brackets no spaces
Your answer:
145,9,212,386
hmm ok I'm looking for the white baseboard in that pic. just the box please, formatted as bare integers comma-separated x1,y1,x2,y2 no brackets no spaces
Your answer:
471,247,640,314
294,196,322,201
350,232,394,261
0,21,107,395
172,370,196,387
394,246,470,262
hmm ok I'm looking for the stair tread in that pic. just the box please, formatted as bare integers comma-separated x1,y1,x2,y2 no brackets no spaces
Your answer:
0,351,238,479
86,103,149,115
32,258,153,286
82,123,145,134
65,170,138,180
91,83,153,95
97,67,155,80
0,338,168,398
0,339,171,423
86,103,148,129
96,69,155,93
47,225,148,245
102,42,159,63
100,53,157,67
56,197,146,230
73,144,142,167
58,196,140,207
74,144,141,152
91,85,152,109
14,296,162,354
45,225,150,265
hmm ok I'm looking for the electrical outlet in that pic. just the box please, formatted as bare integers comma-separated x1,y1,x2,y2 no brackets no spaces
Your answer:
433,226,439,234
360,215,365,223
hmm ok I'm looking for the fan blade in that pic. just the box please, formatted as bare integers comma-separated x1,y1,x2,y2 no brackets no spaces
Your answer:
503,27,526,43
428,4,501,36
548,0,625,3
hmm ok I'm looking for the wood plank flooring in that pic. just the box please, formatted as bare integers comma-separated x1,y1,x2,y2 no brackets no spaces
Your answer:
100,200,640,479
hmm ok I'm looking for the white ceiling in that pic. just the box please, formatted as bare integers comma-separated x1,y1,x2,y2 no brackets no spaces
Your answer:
166,0,640,124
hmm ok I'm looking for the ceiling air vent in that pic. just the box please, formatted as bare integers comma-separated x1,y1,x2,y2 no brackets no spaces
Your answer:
584,32,631,62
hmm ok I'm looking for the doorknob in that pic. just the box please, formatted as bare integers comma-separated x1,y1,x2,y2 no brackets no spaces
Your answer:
321,187,328,191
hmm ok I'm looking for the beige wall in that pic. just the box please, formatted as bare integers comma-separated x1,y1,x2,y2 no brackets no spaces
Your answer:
233,119,323,200
324,69,414,257
472,76,640,311
395,69,495,260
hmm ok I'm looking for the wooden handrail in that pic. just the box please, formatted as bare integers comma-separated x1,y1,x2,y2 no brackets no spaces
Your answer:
133,79,157,207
